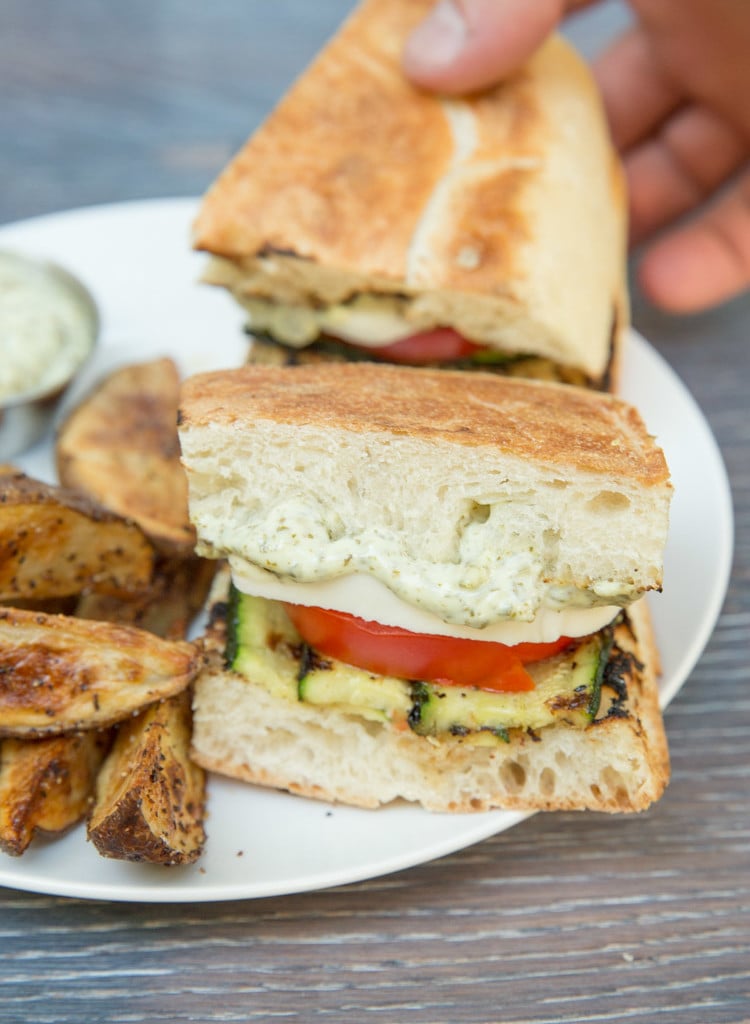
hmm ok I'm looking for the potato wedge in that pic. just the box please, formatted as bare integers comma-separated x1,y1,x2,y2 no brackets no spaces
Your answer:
0,731,111,856
56,357,196,554
77,559,212,865
87,690,206,865
0,470,154,602
75,555,216,641
0,606,201,737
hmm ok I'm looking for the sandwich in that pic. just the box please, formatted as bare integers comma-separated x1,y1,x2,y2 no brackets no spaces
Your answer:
178,362,672,813
193,0,627,390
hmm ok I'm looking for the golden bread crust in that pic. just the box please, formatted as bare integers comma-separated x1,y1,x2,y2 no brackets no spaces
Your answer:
179,363,670,489
193,1,616,292
194,0,451,274
192,0,627,378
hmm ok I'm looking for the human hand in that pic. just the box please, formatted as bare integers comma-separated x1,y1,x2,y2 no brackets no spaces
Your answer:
403,0,750,314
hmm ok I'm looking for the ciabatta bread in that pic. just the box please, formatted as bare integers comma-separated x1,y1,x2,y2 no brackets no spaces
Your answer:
193,0,627,386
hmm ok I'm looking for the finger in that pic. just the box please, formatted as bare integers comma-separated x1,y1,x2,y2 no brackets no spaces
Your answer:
626,104,749,244
402,0,596,95
593,25,682,151
626,0,750,140
637,169,750,313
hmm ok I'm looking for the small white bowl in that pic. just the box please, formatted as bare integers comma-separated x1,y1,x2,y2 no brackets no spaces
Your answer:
0,251,99,460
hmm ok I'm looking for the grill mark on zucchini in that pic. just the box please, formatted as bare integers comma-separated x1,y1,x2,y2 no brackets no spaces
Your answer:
600,649,642,720
548,684,592,715
589,610,641,723
222,586,241,669
296,643,332,687
408,682,430,731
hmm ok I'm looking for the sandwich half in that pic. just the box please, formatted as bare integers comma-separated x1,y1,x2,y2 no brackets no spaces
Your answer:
193,0,627,389
179,363,672,813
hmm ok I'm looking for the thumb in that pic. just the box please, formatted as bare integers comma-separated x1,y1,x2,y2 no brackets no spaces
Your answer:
403,0,587,95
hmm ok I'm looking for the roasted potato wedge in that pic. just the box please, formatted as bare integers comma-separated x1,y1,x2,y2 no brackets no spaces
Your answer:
75,555,216,641
0,470,154,602
78,559,212,865
87,690,206,865
0,606,201,737
56,357,196,555
0,731,111,856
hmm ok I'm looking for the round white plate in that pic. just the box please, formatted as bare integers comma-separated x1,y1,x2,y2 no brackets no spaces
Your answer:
0,199,734,902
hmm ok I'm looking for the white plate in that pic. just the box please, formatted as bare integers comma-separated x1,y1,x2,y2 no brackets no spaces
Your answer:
0,198,734,903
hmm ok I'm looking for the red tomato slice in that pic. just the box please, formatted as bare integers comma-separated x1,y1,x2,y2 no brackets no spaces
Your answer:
330,327,484,364
283,604,572,693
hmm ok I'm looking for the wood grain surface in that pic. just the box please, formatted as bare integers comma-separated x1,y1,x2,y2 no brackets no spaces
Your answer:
1,2,749,1022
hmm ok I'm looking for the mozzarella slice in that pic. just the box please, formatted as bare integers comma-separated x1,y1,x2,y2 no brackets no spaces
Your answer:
230,560,620,645
242,294,419,348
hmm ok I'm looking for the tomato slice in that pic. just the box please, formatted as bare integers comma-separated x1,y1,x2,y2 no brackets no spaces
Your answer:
283,604,572,693
329,327,484,364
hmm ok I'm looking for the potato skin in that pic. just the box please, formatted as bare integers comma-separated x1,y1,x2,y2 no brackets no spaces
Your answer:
0,730,111,856
0,470,155,602
87,690,206,865
75,555,215,641
56,358,196,555
0,606,201,738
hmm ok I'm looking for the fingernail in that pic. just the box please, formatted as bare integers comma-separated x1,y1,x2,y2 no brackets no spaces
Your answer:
406,0,468,68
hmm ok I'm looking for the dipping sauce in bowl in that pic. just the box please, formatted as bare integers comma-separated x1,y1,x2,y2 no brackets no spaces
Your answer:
0,250,99,458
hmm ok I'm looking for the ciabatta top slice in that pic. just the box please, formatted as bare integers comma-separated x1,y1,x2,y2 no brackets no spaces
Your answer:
179,364,671,628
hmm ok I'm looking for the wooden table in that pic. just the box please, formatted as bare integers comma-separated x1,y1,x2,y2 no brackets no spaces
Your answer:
1,3,748,1021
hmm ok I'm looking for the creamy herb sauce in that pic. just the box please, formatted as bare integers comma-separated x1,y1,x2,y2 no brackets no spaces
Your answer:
206,497,634,628
0,253,94,402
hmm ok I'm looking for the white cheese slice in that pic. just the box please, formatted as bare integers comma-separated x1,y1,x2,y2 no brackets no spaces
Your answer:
242,295,419,348
230,561,620,645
